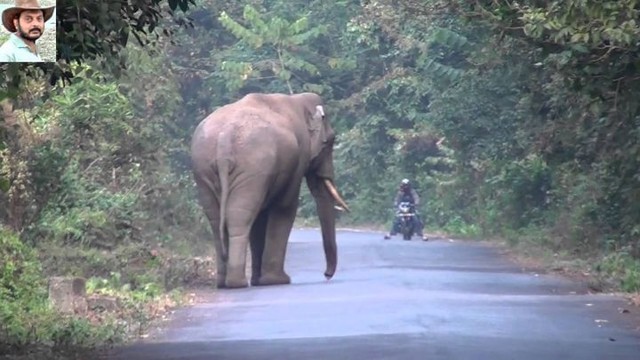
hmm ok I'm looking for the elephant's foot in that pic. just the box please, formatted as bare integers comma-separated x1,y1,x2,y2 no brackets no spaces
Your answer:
256,271,291,286
225,264,249,288
250,266,262,286
216,277,227,289
225,276,249,289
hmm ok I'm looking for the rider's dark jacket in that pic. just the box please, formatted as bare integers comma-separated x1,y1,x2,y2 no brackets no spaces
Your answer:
394,187,420,207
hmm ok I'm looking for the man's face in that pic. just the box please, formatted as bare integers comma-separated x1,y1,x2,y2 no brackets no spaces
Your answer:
13,10,45,41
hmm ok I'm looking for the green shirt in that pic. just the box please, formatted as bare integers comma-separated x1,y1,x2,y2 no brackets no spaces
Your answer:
0,33,42,62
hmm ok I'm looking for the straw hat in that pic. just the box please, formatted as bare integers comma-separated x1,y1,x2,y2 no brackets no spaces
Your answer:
2,0,55,33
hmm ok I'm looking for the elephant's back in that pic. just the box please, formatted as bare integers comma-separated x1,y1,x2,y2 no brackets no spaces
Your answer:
193,108,296,163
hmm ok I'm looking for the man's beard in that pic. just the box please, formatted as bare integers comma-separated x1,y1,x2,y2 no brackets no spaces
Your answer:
17,24,42,41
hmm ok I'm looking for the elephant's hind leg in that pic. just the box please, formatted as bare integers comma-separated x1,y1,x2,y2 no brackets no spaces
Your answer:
225,185,268,289
249,210,268,286
225,224,251,288
194,177,227,289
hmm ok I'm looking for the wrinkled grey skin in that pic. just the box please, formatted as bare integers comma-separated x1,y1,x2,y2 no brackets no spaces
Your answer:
190,92,346,289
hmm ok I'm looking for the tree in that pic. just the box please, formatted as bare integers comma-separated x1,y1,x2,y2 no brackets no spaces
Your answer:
217,4,329,94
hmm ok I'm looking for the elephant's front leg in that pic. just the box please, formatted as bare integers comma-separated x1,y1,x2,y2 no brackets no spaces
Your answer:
249,211,268,286
258,204,297,285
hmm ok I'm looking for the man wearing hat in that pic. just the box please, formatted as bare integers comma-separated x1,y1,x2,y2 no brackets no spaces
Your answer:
0,0,55,62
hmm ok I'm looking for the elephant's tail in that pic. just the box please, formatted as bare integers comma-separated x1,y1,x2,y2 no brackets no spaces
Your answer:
218,157,230,260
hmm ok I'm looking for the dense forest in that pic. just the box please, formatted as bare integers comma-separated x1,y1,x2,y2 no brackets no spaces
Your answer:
1,0,640,354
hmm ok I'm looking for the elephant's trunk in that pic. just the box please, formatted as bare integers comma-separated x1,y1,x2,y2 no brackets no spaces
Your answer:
316,187,337,279
307,176,346,279
319,179,350,279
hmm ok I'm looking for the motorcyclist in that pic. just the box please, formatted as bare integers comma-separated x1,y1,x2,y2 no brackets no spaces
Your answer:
384,179,427,240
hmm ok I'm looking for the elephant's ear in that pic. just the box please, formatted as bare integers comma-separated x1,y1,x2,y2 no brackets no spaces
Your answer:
306,105,328,158
314,105,325,120
307,105,324,134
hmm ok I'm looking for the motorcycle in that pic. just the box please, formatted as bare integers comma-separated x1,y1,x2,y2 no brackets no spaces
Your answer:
396,201,418,241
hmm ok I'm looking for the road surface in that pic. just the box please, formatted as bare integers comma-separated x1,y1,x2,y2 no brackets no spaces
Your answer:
105,229,640,359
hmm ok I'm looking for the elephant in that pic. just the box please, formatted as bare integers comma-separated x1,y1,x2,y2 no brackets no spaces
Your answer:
190,92,350,289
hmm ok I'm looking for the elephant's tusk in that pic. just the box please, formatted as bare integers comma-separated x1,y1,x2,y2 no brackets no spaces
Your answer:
324,179,350,212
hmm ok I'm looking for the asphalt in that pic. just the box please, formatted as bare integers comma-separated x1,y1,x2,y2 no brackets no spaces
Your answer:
104,229,640,360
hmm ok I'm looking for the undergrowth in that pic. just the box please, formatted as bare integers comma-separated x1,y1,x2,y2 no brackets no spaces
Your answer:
0,226,119,355
0,226,206,357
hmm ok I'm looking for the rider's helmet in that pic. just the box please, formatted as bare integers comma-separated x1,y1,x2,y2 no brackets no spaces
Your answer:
400,178,411,191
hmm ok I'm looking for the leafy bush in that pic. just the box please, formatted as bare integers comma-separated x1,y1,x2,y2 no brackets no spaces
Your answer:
0,227,47,345
596,249,640,292
482,154,551,230
0,226,123,351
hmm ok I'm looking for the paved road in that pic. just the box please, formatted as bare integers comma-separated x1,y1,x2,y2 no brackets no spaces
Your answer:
106,229,640,360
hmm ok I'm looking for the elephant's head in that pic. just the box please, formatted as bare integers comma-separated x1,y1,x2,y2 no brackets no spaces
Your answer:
293,93,349,281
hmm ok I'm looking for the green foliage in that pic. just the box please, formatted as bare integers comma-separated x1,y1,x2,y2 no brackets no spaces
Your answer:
84,270,171,334
0,226,45,306
317,0,640,273
327,2,477,226
0,40,212,353
0,60,210,251
419,27,470,83
441,215,481,238
5,7,640,356
596,250,640,292
217,4,329,93
0,226,123,351
0,48,208,357
484,154,551,229
442,0,640,254
56,0,193,64
23,69,138,246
